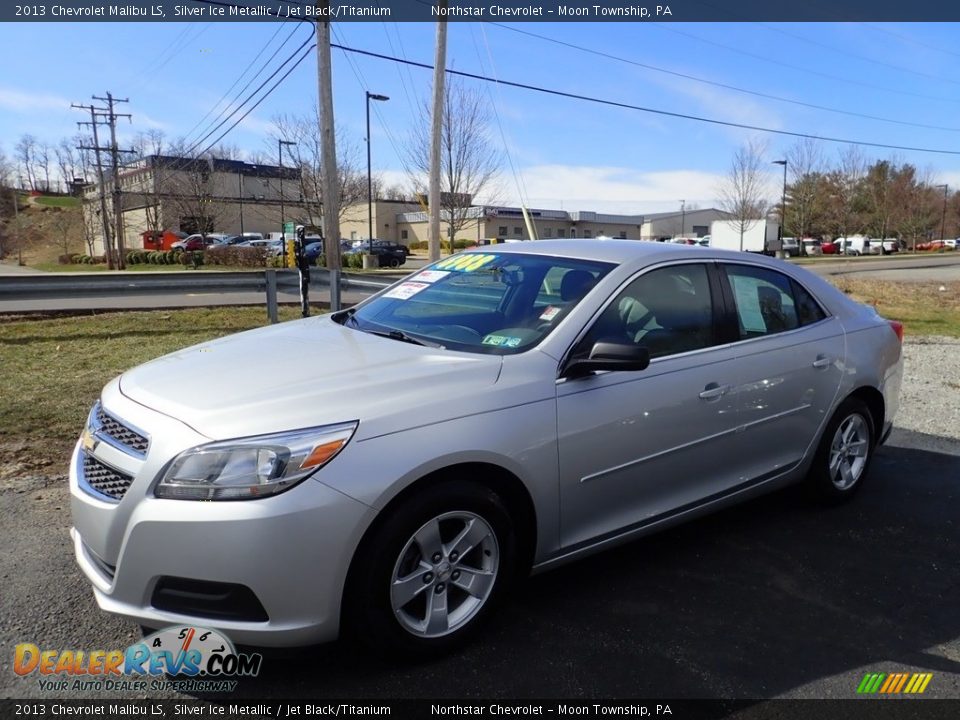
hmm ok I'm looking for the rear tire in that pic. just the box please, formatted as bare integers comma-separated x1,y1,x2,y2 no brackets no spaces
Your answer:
344,481,517,658
806,397,875,504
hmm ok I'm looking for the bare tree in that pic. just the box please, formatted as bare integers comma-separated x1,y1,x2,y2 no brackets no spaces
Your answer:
270,110,367,226
892,165,941,251
0,144,12,188
165,157,225,236
15,134,38,190
36,142,52,193
129,130,168,239
405,79,501,251
784,138,828,250
717,139,770,252
861,158,901,242
824,145,868,240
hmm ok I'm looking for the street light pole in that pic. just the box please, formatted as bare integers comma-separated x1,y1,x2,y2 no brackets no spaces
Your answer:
773,159,788,256
366,91,389,255
680,199,685,237
238,169,244,236
278,139,295,265
935,184,949,253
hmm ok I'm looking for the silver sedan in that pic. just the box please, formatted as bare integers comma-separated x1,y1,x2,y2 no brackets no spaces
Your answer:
70,240,903,656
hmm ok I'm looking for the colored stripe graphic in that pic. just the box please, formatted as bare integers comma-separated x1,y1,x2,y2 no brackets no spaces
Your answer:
857,672,933,694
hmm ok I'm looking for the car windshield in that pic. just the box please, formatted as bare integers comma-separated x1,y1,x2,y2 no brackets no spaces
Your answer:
340,252,616,354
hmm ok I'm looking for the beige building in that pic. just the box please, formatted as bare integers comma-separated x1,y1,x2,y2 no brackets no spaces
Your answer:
342,203,731,247
84,155,302,254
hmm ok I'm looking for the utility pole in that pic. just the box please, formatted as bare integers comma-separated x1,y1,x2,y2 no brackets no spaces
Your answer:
74,94,133,270
317,9,342,310
94,92,133,269
74,103,115,269
428,8,447,262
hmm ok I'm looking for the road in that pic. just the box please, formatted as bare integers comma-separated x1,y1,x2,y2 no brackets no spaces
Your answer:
1,428,958,702
0,253,956,315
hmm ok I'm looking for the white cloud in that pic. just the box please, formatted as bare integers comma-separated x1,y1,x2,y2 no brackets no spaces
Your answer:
0,87,72,114
504,164,728,214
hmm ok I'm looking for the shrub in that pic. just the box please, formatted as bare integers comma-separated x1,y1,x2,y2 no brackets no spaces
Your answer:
205,245,270,267
57,254,72,265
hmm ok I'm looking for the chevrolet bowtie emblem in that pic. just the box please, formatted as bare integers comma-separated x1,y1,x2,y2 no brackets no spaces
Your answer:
81,429,97,453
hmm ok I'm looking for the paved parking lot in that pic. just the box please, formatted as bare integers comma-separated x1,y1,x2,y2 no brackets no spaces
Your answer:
2,428,958,702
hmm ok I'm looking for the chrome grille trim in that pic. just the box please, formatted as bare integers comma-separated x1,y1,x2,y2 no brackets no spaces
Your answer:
91,402,150,457
80,452,134,502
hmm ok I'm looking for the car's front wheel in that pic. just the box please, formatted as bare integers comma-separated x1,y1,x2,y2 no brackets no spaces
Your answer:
806,397,875,503
345,481,517,657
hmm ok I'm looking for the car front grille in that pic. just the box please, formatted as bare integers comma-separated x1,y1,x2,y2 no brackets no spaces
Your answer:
95,404,149,455
82,452,134,501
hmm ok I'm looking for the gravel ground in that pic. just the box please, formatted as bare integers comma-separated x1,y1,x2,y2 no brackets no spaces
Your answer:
898,336,960,441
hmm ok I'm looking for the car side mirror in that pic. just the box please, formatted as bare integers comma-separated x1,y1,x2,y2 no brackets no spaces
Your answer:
563,341,650,378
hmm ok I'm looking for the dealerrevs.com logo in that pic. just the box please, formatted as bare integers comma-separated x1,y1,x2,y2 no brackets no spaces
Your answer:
14,626,261,693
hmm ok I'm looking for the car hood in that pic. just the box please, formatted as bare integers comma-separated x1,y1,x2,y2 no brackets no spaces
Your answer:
118,316,503,441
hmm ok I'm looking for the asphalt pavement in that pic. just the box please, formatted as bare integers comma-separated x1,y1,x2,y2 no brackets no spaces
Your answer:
2,429,957,702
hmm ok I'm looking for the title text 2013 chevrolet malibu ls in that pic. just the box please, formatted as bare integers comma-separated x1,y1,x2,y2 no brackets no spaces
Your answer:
71,240,903,655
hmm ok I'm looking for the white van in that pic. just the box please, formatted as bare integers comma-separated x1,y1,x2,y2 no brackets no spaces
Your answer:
836,236,874,256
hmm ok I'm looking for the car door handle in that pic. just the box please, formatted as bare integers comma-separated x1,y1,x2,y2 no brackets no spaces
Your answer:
699,383,732,400
812,355,833,369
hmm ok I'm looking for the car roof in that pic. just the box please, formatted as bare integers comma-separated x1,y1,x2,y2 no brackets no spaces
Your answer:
470,238,705,264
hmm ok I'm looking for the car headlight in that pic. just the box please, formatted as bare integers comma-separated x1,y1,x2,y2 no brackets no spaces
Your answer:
154,422,358,501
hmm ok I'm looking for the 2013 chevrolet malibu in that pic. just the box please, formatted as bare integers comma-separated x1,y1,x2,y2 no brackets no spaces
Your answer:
70,240,903,655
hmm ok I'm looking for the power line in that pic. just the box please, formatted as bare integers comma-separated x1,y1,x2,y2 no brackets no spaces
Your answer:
488,23,960,134
192,43,316,158
651,23,960,106
330,43,960,156
179,22,294,147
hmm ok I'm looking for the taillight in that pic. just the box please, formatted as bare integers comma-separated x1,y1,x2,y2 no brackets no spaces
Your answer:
888,320,904,343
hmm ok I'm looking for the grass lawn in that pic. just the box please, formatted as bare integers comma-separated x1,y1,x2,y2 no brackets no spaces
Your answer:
0,279,956,483
32,195,81,208
829,278,960,337
0,306,305,482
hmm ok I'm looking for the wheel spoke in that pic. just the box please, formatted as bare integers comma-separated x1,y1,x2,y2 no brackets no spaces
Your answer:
829,450,843,475
452,567,495,599
839,458,854,488
424,589,449,635
413,519,443,558
846,439,868,457
446,518,491,560
841,420,857,445
391,562,432,608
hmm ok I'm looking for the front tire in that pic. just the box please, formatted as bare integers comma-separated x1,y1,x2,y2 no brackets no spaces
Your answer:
345,481,517,658
806,397,875,503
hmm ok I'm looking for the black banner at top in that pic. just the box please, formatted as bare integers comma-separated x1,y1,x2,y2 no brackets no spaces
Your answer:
6,0,960,23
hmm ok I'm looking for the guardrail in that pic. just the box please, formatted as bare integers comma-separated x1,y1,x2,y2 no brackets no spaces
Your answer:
0,269,394,320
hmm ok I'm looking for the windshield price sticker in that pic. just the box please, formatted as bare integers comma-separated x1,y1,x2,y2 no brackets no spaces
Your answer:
539,306,561,322
383,282,430,300
482,335,522,348
434,254,497,272
415,270,451,284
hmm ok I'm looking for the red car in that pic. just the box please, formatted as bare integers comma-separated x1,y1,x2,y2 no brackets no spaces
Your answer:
821,241,839,255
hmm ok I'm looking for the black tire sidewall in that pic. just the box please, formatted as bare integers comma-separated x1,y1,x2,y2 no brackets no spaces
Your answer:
345,481,517,658
808,397,875,502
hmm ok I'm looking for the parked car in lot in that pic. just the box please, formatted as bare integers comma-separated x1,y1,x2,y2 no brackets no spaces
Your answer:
801,239,823,256
344,245,406,268
821,241,839,255
780,237,799,257
70,241,902,655
171,234,220,251
303,241,324,265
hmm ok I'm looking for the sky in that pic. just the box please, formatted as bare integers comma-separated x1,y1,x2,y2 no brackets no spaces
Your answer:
2,18,960,214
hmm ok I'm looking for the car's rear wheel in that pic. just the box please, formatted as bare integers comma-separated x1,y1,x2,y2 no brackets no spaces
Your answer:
806,397,875,503
345,481,516,657
389,257,401,268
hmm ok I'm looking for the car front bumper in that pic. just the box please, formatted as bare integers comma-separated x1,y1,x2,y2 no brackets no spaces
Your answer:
69,400,375,647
